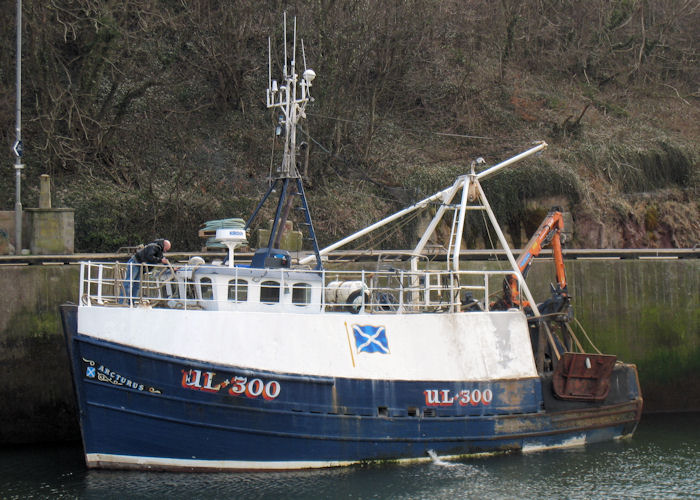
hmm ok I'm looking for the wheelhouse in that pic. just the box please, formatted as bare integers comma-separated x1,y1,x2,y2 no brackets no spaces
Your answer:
163,265,324,312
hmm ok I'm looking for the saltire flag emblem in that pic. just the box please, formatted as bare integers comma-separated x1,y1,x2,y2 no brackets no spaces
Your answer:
352,324,389,354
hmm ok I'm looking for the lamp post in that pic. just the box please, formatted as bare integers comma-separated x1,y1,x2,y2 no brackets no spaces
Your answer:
13,0,24,255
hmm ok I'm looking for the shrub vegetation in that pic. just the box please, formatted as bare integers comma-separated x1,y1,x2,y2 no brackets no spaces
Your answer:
0,1,697,251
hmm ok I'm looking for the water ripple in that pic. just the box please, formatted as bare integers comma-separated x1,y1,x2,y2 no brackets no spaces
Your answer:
1,413,698,499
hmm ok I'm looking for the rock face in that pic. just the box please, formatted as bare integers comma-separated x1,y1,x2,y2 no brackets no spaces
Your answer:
572,192,699,249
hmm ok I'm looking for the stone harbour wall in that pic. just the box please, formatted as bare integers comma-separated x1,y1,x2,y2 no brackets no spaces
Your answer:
0,265,79,444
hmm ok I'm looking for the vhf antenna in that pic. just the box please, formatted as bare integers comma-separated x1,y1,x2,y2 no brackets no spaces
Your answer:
266,12,315,180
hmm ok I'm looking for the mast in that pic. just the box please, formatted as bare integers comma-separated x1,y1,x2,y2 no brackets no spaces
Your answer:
248,14,322,269
267,13,315,180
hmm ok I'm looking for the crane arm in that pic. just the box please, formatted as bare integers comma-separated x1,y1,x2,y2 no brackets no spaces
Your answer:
516,209,567,290
499,208,567,309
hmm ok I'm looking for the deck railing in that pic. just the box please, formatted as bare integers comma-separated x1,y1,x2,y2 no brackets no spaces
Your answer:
79,261,522,314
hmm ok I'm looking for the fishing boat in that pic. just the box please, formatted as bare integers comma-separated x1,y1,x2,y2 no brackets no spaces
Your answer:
60,16,642,471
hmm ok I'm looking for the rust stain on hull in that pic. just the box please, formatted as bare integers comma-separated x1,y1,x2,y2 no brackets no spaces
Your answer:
494,399,642,436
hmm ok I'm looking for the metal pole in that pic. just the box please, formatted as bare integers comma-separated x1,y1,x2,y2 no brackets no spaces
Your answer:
476,141,547,181
475,180,540,315
298,181,458,265
300,143,548,266
451,176,470,272
13,0,24,255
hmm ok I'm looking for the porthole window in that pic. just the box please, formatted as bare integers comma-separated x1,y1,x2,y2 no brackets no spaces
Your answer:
228,279,248,302
292,283,311,305
260,280,280,304
200,277,213,300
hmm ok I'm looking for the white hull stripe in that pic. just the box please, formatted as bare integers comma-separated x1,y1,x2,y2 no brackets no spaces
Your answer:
87,453,362,470
86,432,609,471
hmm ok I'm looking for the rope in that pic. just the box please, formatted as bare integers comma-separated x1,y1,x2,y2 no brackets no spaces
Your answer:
574,317,602,354
565,321,586,353
542,322,561,360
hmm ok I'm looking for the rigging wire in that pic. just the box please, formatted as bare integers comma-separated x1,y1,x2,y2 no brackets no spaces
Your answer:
297,125,357,181
298,125,421,206
289,120,524,257
271,123,436,252
359,208,422,251
574,317,603,354
299,125,466,207
307,112,494,141
481,202,499,259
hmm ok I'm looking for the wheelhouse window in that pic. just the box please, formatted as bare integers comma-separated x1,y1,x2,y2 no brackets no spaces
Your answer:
199,277,213,300
228,279,248,302
260,280,280,304
292,283,312,306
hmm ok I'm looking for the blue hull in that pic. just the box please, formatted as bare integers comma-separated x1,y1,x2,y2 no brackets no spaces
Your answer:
61,305,642,470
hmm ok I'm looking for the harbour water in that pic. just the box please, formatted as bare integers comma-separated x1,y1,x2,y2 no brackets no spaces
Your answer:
1,413,697,499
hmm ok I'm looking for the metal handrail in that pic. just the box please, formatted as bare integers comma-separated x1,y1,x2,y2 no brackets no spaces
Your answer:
79,261,521,314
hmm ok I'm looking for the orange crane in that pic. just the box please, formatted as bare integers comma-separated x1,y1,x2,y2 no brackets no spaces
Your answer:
499,208,568,310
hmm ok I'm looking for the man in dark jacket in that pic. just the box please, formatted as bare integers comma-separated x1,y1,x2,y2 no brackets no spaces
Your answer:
121,239,171,303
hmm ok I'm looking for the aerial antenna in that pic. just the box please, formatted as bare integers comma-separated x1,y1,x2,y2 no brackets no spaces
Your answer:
301,39,307,71
283,11,287,79
292,16,297,80
267,37,272,94
265,13,315,179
